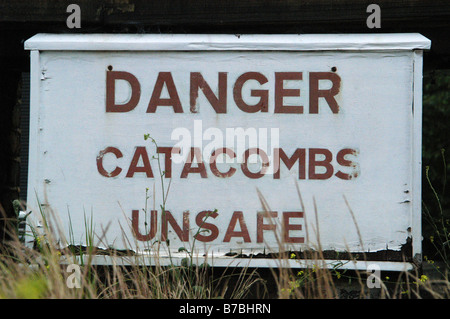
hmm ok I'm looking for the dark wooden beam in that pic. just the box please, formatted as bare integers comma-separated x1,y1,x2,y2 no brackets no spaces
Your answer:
0,0,449,69
1,0,449,26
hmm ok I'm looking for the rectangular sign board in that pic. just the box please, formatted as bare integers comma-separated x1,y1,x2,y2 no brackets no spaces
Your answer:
25,33,431,270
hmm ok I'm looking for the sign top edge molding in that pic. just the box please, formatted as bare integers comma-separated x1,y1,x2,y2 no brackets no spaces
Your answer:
24,33,431,52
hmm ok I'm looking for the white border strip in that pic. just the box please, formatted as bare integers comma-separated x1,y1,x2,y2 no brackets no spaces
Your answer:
24,33,431,52
60,255,415,272
26,50,41,214
411,50,424,263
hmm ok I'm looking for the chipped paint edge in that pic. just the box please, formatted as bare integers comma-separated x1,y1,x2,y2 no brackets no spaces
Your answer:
59,254,415,272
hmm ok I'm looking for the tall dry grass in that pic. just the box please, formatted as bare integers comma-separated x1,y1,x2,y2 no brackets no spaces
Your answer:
0,198,267,299
0,186,448,299
256,183,450,299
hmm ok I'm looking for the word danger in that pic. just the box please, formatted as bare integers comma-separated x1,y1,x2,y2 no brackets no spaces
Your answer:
132,210,304,243
96,146,360,180
106,69,341,114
